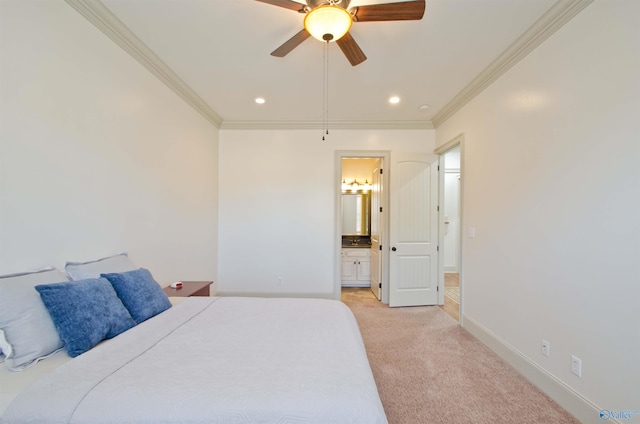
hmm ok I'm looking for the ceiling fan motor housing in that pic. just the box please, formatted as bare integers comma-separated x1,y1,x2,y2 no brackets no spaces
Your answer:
307,0,352,10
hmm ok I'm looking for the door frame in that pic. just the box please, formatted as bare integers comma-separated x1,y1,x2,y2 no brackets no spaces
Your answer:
335,151,391,303
435,133,466,324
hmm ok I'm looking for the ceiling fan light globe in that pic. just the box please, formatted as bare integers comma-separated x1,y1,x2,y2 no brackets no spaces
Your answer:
304,5,352,42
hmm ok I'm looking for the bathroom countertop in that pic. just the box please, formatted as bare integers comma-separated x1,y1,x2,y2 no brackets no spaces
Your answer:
341,244,372,249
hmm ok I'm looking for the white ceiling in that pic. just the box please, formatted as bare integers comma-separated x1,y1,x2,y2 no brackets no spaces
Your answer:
96,0,559,128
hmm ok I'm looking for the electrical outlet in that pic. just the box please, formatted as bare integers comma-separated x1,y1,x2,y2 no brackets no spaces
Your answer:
571,355,582,377
541,340,550,357
277,276,284,286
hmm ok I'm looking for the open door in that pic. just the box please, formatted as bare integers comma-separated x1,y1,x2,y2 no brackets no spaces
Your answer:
389,153,439,307
370,160,382,300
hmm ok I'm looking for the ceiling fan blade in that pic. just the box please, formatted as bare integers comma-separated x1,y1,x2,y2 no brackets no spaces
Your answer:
255,0,307,13
352,0,425,22
336,32,367,66
271,29,311,57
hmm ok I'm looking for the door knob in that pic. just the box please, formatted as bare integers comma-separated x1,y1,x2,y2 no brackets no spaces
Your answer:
391,247,397,251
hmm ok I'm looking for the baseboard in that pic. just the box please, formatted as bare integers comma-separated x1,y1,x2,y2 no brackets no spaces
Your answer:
462,316,618,424
216,291,335,300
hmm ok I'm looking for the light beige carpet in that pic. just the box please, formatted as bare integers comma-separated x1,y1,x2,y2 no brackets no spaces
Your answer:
343,294,578,424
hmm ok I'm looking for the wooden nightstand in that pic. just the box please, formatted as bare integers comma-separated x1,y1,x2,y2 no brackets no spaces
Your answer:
163,281,213,297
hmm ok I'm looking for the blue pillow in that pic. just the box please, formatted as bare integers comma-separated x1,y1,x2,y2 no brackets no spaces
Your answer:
35,278,136,357
101,268,171,324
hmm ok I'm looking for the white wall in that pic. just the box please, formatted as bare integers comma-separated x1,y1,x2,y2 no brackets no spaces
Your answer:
436,0,639,418
218,129,433,297
0,1,219,283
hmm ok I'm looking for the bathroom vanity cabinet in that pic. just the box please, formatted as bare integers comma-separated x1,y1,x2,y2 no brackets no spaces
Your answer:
341,248,371,287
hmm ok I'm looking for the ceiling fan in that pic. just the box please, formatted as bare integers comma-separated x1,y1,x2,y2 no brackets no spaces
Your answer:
256,0,426,66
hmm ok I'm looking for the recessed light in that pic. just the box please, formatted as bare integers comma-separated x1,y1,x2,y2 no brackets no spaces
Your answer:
389,96,400,104
255,98,266,104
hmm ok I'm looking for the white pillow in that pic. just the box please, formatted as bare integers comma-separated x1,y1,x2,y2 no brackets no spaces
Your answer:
64,253,137,280
0,267,67,371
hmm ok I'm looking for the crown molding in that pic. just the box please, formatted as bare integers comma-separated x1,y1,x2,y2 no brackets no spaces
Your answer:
64,0,592,132
431,0,594,129
220,120,434,131
64,0,223,128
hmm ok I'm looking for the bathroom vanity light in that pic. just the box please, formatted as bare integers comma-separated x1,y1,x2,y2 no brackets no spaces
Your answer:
342,179,371,192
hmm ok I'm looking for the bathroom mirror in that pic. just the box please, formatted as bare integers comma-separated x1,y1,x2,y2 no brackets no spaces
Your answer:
342,193,370,235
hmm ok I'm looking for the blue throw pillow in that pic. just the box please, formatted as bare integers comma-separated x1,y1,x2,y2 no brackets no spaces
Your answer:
101,268,171,324
35,278,136,358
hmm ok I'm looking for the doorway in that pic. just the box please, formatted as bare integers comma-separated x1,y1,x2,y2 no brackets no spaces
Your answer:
441,146,461,321
336,151,390,304
337,150,446,308
436,136,464,323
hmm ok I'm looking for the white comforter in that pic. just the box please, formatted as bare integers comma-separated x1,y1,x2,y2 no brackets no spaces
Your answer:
1,297,387,424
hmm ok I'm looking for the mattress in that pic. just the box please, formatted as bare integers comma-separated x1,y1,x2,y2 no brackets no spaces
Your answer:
0,297,387,424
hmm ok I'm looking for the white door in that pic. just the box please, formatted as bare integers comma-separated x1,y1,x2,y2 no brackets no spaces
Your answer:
389,153,439,307
370,162,382,300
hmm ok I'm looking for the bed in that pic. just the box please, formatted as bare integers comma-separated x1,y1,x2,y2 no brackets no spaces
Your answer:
0,255,387,424
0,296,387,424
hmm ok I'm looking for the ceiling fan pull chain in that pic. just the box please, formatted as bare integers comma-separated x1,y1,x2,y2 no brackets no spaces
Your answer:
325,39,329,137
322,40,328,140
322,41,325,140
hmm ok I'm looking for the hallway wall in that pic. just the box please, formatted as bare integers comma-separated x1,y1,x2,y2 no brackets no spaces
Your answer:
435,0,640,418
